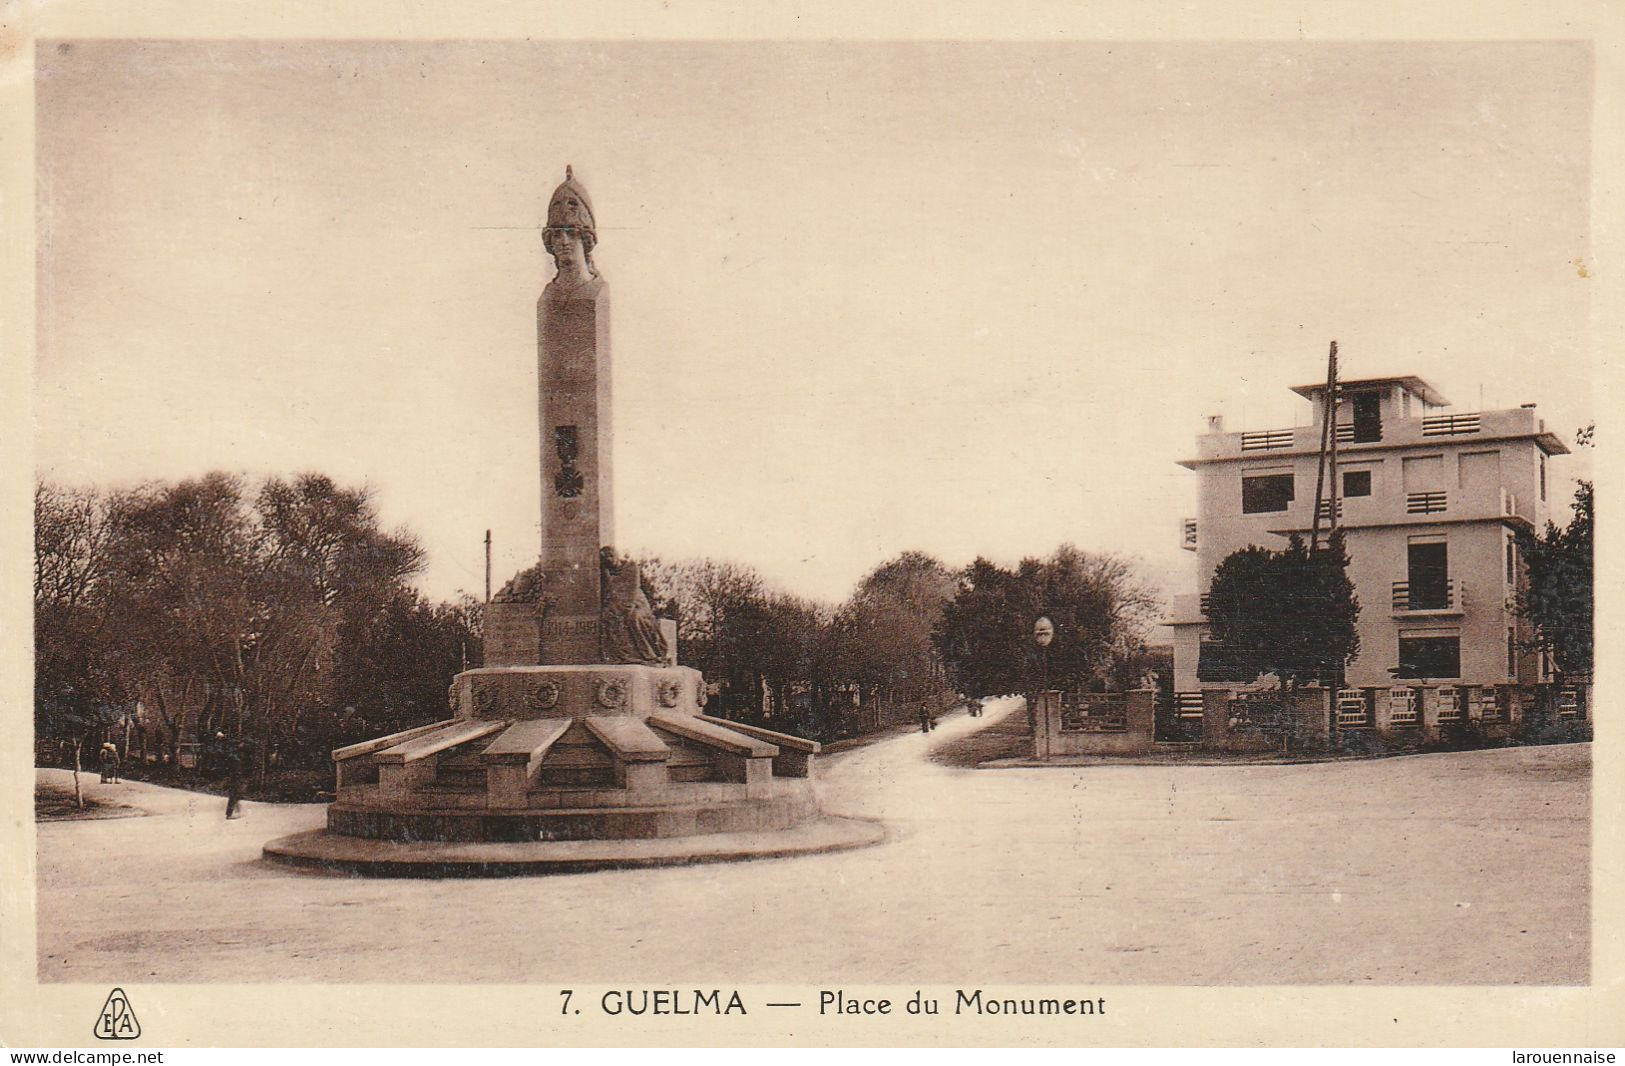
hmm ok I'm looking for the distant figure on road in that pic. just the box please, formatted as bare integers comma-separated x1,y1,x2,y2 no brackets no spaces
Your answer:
98,742,120,784
919,705,932,733
223,735,247,820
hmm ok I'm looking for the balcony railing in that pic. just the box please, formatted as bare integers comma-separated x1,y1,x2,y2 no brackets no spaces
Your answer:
1406,491,1448,514
1191,406,1546,463
1332,423,1386,444
1392,579,1461,613
1422,413,1482,437
1240,429,1295,452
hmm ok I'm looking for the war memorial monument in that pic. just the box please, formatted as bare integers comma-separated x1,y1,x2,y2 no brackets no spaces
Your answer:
265,169,883,875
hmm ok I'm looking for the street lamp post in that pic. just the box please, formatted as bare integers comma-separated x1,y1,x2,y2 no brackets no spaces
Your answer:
1032,616,1055,751
1034,616,1054,686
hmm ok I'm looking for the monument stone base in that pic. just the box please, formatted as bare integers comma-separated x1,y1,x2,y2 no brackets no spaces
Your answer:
263,662,881,876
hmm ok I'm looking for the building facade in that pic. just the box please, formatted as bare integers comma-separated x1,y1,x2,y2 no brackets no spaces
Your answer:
1167,374,1572,732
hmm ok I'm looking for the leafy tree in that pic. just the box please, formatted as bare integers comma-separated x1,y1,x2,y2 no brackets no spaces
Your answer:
35,484,131,770
747,593,825,727
637,550,956,736
1028,545,1161,692
637,556,768,715
842,551,956,704
39,472,429,785
1518,429,1593,680
935,546,1161,697
328,590,481,758
1203,531,1360,692
935,557,1026,696
246,474,425,768
106,472,258,751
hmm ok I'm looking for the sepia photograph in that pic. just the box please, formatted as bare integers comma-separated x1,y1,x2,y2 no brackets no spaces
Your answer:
5,8,1620,1050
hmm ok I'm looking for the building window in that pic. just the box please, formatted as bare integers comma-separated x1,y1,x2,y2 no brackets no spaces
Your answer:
1343,470,1372,497
1350,391,1382,443
1506,535,1517,584
1396,635,1460,679
1406,540,1449,610
1540,454,1547,501
1241,474,1294,514
1507,628,1517,676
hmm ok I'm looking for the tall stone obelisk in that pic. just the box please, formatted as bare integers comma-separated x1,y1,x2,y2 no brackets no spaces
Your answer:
534,167,611,664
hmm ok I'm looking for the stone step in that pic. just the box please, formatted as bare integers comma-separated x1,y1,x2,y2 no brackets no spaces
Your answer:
417,782,483,796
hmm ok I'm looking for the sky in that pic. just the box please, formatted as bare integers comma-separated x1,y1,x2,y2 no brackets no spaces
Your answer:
34,39,1595,609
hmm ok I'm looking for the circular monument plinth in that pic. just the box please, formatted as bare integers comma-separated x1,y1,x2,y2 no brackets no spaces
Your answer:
262,663,884,876
263,814,885,878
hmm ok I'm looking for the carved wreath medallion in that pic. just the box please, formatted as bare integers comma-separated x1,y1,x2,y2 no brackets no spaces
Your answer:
657,679,683,708
526,679,562,712
473,680,501,714
447,682,461,713
596,677,628,709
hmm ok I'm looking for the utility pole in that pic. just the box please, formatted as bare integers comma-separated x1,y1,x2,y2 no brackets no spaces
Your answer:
484,528,492,605
1308,340,1345,702
1327,340,1340,545
1309,340,1339,554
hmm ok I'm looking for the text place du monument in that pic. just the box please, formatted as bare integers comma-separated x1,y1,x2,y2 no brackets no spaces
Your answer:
266,168,881,875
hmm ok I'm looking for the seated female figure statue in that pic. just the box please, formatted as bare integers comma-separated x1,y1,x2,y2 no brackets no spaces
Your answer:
599,547,668,665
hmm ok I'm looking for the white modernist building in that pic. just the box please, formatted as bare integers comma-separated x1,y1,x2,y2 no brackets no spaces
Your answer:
1167,374,1570,729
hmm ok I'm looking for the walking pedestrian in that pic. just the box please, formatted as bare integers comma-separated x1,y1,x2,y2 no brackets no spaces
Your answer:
98,742,116,784
224,738,246,820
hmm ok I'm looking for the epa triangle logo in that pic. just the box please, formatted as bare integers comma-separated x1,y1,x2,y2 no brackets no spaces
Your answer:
94,988,141,1040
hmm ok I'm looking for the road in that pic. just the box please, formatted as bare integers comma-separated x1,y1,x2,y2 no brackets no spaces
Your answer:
35,697,1589,984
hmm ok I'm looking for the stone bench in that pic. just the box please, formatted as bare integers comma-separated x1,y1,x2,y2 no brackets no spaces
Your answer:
332,719,456,788
648,714,778,786
698,716,820,778
479,719,573,808
584,716,673,790
376,719,510,799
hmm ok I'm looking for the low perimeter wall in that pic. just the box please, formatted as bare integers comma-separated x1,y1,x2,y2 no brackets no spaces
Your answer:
1033,681,1591,759
1033,690,1156,757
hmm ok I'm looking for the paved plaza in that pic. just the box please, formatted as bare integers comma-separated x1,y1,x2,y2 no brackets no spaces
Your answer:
36,698,1589,984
